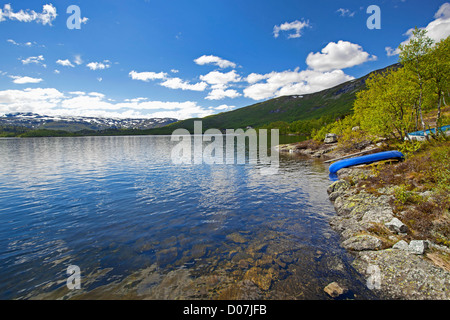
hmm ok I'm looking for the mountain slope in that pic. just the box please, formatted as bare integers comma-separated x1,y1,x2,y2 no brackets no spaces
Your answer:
149,63,400,134
0,113,178,132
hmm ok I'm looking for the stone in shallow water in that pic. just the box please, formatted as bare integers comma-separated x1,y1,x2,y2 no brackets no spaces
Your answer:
323,281,347,298
243,267,275,291
226,232,247,244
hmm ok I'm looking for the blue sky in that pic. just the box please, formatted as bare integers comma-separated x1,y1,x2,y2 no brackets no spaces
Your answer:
0,0,449,120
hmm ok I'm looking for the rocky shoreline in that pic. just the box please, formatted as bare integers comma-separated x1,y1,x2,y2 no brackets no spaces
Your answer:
328,170,450,299
278,141,450,299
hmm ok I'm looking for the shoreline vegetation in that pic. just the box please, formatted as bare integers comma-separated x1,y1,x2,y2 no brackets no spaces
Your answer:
275,30,450,299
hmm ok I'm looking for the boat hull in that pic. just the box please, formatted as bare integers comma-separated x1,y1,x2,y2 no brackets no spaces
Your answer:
328,150,404,174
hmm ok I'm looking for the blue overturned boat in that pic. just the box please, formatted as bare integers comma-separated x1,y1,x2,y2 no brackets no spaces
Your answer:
329,150,404,174
406,125,450,141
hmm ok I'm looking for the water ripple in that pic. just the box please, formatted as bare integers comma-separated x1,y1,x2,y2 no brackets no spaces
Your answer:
0,136,376,300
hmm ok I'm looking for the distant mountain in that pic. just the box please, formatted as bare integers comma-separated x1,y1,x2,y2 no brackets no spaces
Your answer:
149,63,401,134
0,112,178,132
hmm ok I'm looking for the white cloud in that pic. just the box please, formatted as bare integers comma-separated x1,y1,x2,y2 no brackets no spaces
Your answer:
0,3,57,25
215,104,236,111
385,46,400,57
124,97,147,103
159,77,208,91
243,68,354,100
7,39,21,46
336,8,356,17
86,61,111,71
0,88,64,112
74,55,83,66
199,70,242,99
170,69,179,73
129,70,168,81
388,3,450,56
273,20,310,39
0,88,215,120
7,39,43,48
306,40,376,71
60,94,115,111
145,106,214,120
129,69,209,92
68,91,86,96
200,70,241,87
56,59,75,67
246,73,269,84
205,88,241,100
408,2,450,42
194,55,237,69
21,55,45,66
9,76,44,84
89,92,105,98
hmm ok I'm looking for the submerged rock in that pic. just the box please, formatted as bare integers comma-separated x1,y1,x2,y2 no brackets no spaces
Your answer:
323,281,347,298
226,232,247,244
243,267,275,291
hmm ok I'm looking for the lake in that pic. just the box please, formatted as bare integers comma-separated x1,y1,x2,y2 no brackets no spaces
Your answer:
0,135,377,299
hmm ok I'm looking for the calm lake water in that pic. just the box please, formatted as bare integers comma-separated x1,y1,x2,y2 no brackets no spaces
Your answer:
0,135,378,299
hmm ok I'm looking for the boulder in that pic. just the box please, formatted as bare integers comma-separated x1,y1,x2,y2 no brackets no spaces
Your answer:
361,208,394,225
324,133,337,144
392,240,409,251
342,235,382,251
385,218,408,234
328,191,341,202
392,240,429,255
327,180,350,195
408,240,429,255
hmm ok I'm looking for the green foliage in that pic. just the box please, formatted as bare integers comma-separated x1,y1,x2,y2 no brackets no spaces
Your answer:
353,67,417,140
351,31,450,143
397,140,424,157
263,114,337,137
18,129,79,137
0,125,31,137
394,184,415,205
311,114,360,143
429,143,450,194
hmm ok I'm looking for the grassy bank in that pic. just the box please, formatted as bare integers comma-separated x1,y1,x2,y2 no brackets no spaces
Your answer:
353,140,450,247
